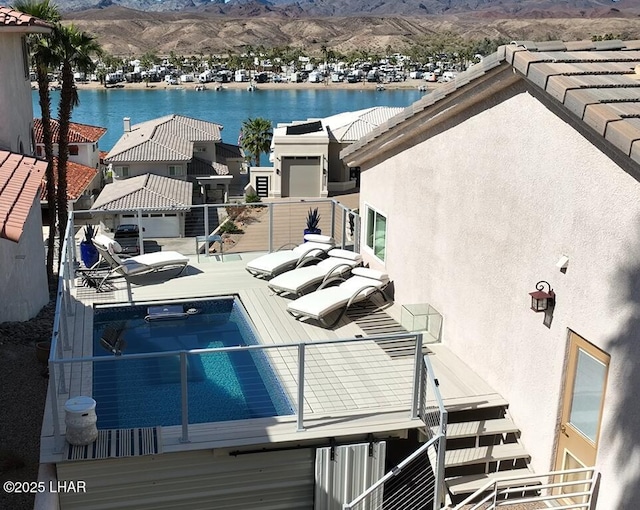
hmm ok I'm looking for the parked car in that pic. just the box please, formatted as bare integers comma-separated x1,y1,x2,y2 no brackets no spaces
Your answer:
114,224,142,256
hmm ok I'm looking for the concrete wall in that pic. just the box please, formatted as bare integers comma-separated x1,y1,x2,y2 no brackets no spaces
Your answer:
0,33,33,154
359,90,640,509
113,161,187,180
0,194,49,322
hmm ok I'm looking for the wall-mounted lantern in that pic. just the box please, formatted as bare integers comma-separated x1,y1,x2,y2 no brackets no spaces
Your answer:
529,281,555,313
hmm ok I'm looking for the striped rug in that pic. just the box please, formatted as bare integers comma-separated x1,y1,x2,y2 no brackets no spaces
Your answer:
66,427,161,461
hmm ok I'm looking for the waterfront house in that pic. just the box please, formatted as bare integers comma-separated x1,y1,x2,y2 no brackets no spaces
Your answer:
0,7,51,322
250,107,403,199
105,114,245,204
341,39,640,509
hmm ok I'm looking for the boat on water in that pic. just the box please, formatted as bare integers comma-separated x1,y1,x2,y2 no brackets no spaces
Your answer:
247,79,257,91
376,83,385,91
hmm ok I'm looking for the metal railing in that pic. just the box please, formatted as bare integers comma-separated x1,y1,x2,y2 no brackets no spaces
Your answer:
46,326,425,452
451,467,599,510
79,198,359,261
343,354,447,510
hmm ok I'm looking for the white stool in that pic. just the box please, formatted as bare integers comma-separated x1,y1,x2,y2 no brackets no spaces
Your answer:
64,396,98,446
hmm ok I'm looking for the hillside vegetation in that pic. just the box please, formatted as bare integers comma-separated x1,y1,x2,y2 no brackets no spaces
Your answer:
63,8,640,56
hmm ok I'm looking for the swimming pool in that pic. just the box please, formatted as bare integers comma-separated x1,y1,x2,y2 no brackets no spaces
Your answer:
92,296,293,429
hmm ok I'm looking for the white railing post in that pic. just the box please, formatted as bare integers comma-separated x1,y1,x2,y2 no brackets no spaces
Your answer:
297,343,306,432
434,417,448,509
410,333,423,419
268,203,274,252
180,352,190,443
136,209,144,254
49,361,64,453
204,204,210,237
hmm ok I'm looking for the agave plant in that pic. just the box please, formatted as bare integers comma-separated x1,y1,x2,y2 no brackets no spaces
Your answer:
306,207,321,231
83,224,96,244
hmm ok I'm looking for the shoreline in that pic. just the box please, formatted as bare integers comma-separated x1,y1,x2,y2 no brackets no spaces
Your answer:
39,78,438,92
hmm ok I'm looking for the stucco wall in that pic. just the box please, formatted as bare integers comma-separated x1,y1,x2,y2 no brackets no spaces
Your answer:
0,194,49,322
0,33,33,153
359,90,640,509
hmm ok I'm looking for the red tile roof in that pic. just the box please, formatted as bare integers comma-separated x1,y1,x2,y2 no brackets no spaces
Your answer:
0,6,52,31
40,158,98,202
34,118,107,144
0,150,47,242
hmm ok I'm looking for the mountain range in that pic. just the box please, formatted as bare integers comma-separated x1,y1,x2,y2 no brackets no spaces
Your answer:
58,0,640,57
57,0,640,16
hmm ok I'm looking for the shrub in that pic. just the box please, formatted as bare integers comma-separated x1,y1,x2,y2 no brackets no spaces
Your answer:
245,193,262,203
219,220,244,234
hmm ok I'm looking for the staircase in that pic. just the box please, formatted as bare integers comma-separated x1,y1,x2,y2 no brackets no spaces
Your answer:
430,403,538,505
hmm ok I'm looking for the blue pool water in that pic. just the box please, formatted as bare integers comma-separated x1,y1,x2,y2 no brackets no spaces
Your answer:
92,297,293,429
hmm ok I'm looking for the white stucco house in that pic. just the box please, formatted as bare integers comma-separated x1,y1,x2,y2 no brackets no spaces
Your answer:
342,39,640,509
0,7,51,322
250,107,402,199
105,114,245,204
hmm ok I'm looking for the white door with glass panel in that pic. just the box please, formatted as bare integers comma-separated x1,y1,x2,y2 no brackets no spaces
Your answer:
555,331,609,475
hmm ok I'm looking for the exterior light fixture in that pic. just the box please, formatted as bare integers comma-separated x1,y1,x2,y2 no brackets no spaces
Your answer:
529,281,555,312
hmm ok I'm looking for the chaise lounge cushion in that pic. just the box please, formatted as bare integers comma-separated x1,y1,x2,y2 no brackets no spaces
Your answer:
246,238,336,278
268,249,362,296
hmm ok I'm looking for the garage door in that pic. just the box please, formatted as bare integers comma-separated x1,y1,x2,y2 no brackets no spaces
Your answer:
281,157,321,197
141,213,179,237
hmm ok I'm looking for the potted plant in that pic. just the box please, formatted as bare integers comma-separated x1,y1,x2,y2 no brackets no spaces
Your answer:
304,207,321,239
79,225,99,268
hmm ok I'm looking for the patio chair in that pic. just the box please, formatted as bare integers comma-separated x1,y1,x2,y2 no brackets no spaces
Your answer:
267,249,363,297
286,267,390,328
245,234,336,279
89,234,189,291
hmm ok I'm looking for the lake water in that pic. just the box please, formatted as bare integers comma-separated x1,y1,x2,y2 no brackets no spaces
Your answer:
35,87,423,153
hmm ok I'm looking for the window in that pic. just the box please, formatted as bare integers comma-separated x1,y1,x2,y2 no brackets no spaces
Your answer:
36,146,43,157
168,165,183,176
366,206,387,262
117,166,129,178
69,145,79,156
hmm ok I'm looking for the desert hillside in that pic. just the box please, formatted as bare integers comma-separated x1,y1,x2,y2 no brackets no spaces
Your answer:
63,9,640,56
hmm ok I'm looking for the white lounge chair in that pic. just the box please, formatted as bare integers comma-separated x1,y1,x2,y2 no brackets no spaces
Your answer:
267,249,362,297
245,234,335,279
90,234,189,291
286,267,390,328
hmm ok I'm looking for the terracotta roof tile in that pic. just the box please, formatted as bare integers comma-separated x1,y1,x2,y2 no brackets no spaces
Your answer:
34,118,107,144
0,6,52,31
0,150,47,242
40,158,98,202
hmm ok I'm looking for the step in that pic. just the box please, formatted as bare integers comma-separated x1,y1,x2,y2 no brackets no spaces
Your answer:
433,417,519,440
446,468,540,497
444,442,530,468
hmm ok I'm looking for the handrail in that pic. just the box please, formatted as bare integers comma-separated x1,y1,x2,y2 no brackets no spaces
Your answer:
452,466,598,510
343,435,440,510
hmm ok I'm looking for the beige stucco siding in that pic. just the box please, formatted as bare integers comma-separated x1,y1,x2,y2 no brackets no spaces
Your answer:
0,33,33,154
0,194,49,322
359,90,639,509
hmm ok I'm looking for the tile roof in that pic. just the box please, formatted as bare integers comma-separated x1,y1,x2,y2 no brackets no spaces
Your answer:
40,158,98,202
91,173,192,212
0,150,47,242
275,107,404,144
0,6,52,32
105,114,223,163
34,119,107,144
342,39,640,169
188,157,230,176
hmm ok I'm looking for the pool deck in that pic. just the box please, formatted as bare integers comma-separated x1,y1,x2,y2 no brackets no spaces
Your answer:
40,253,505,463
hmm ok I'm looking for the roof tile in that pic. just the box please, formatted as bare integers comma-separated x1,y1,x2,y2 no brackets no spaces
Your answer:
40,158,98,202
0,150,47,242
0,6,52,31
604,117,640,155
34,119,107,144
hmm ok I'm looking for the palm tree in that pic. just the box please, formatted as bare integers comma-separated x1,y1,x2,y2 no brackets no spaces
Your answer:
240,117,272,168
54,24,101,265
13,0,60,283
